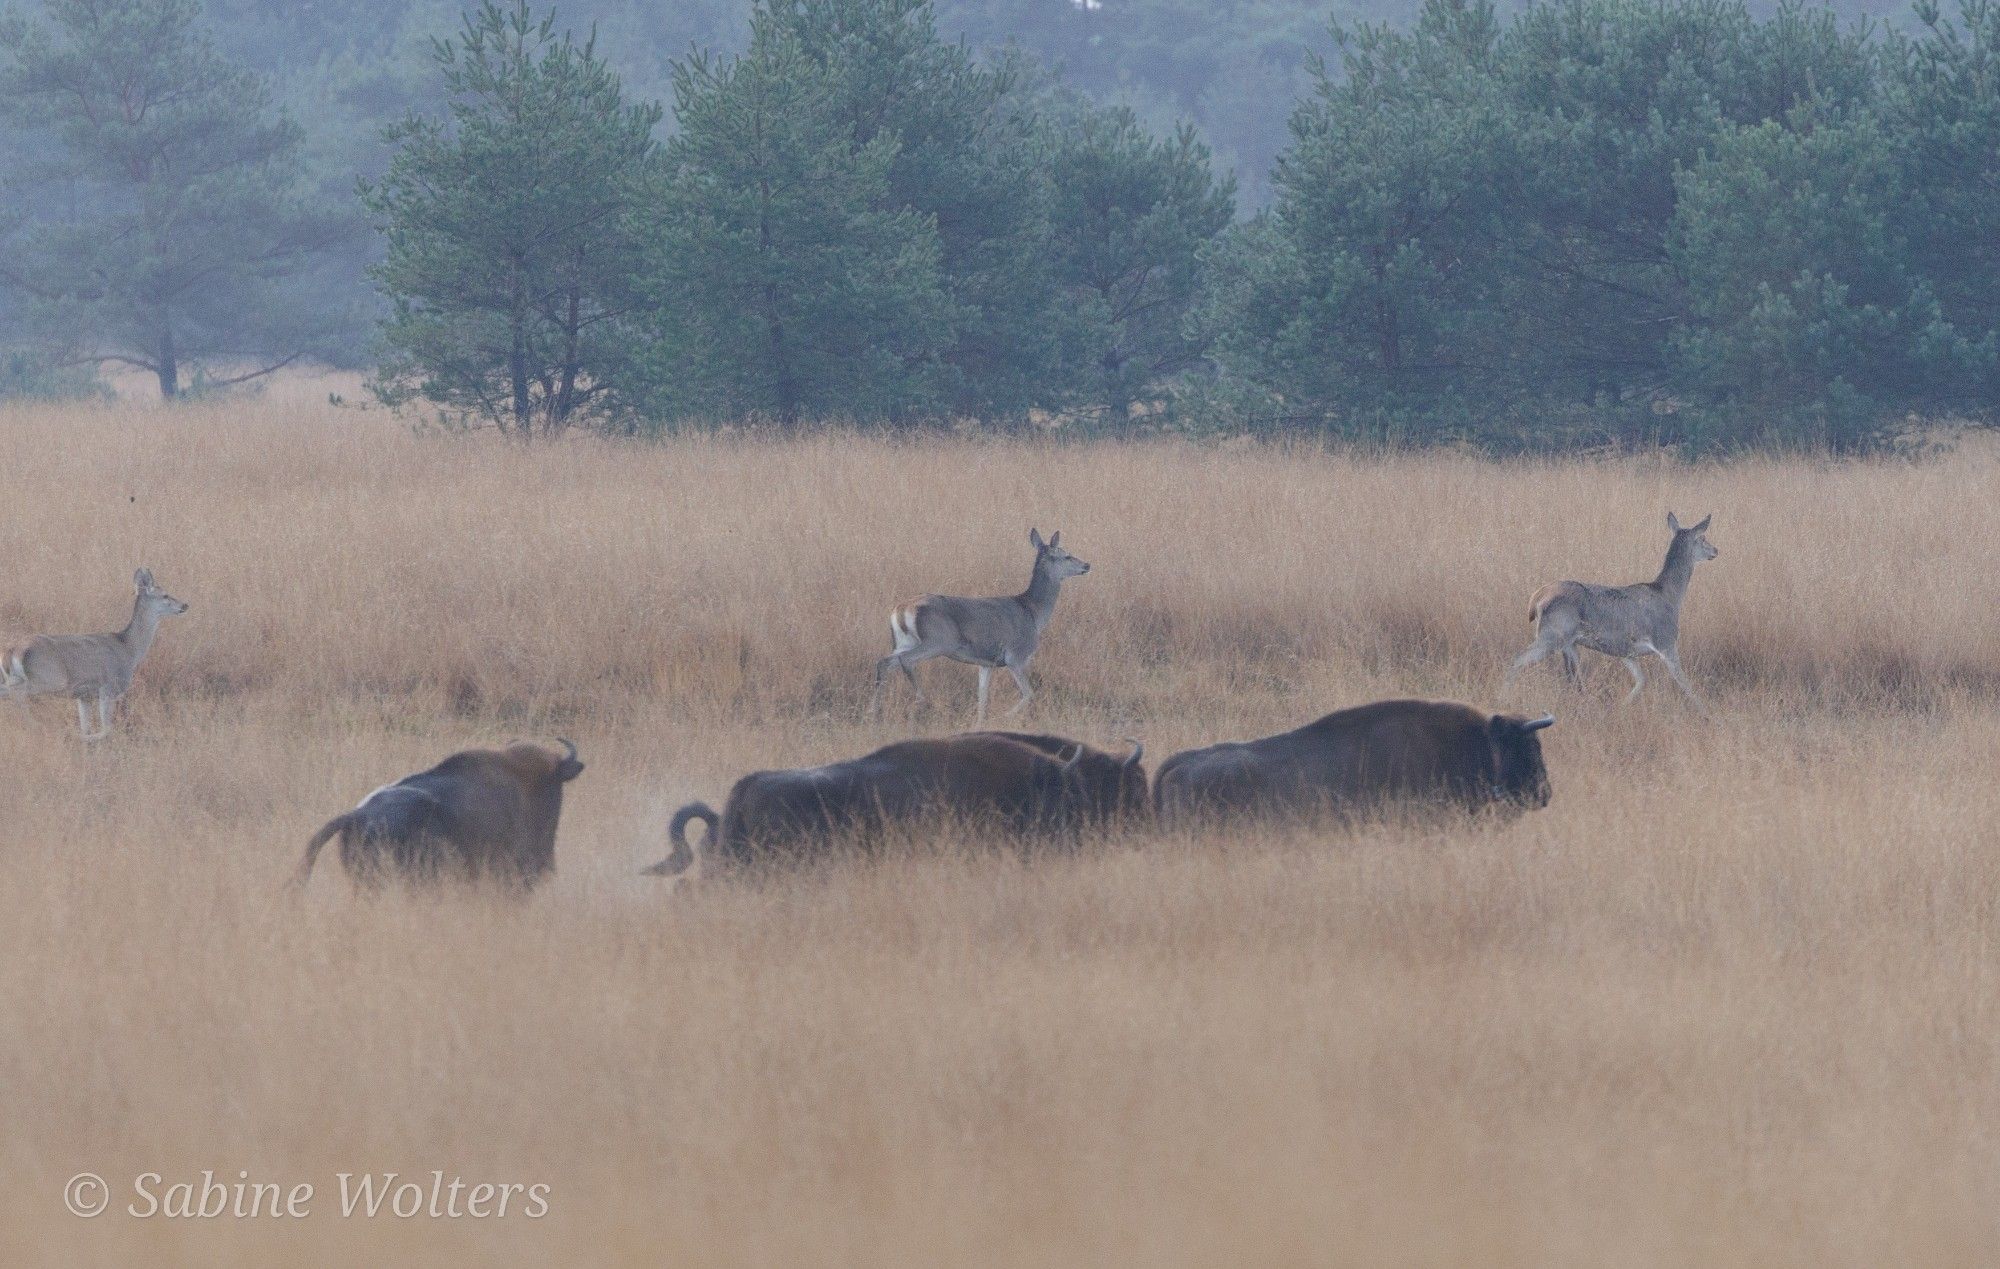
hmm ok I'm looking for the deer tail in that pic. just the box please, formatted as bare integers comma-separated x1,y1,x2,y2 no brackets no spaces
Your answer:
292,814,351,889
1528,583,1562,626
889,600,926,653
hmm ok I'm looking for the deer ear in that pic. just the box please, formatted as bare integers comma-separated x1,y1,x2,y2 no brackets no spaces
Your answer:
1048,530,1061,548
134,568,153,588
1666,511,1681,533
1029,528,1044,549
1691,514,1711,533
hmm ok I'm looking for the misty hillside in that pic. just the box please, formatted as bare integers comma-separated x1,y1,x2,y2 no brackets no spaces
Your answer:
163,0,1914,206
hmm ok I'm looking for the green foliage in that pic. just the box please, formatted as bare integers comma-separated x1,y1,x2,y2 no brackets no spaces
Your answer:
1042,100,1236,419
0,347,104,401
643,23,953,424
363,0,664,436
1667,111,1927,444
645,0,1234,426
1879,0,2000,397
0,0,353,398
768,0,1076,418
1206,0,1520,418
1203,0,2000,451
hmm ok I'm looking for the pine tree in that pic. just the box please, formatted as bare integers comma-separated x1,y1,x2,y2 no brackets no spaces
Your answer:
768,0,1076,418
1044,102,1235,420
362,0,663,437
644,18,951,425
0,0,351,398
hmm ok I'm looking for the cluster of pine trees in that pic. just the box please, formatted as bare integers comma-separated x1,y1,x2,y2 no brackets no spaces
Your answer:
2,0,1998,449
1206,0,2000,449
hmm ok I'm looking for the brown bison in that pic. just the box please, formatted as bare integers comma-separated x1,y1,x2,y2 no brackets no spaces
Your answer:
1153,700,1554,826
965,731,1149,827
293,740,585,890
643,731,1139,877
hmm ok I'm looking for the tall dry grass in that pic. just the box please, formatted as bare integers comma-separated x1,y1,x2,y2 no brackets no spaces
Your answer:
1,391,1997,1265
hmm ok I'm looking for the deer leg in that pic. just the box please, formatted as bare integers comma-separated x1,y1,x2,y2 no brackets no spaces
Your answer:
1560,647,1583,688
1621,657,1646,703
1002,662,1034,717
1503,637,1557,690
1657,648,1708,714
871,650,932,715
870,654,898,715
77,698,92,739
899,653,928,702
98,692,114,736
976,667,992,723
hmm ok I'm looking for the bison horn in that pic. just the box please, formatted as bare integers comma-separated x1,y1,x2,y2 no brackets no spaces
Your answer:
1120,737,1144,770
1522,713,1556,732
556,737,578,762
1060,744,1085,773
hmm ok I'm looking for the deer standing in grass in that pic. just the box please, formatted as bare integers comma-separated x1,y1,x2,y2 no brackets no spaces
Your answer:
0,569,189,740
1504,513,1719,708
871,529,1090,722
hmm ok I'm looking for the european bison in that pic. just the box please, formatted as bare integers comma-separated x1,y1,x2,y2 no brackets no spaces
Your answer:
1154,700,1553,826
964,731,1149,827
294,740,585,890
643,731,1132,877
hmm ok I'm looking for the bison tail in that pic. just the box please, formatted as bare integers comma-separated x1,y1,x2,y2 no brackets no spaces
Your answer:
645,802,719,880
292,814,351,889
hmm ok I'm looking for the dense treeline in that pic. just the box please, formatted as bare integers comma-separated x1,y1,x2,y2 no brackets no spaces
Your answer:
1,0,1997,447
1203,0,2000,448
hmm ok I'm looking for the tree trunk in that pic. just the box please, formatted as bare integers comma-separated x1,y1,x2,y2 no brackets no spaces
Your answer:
1102,347,1128,421
553,274,582,438
509,255,531,438
157,314,179,399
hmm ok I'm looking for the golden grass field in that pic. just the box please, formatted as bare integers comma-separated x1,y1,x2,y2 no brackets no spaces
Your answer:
2,383,1997,1265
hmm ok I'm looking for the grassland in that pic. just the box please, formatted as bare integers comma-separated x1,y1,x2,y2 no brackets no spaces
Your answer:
1,387,1997,1265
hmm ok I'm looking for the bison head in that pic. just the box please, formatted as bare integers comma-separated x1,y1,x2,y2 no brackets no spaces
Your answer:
1486,713,1554,808
1114,738,1149,820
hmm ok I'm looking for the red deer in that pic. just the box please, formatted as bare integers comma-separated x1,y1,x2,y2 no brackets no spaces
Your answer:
871,529,1090,722
1505,512,1719,709
293,740,585,891
1154,700,1554,826
642,731,1123,878
0,568,188,740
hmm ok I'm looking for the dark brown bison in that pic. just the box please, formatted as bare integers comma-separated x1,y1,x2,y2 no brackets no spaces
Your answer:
643,731,1136,877
293,740,585,890
965,731,1149,827
1153,700,1553,826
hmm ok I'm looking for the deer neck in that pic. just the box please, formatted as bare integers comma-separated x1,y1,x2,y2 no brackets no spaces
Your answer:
1653,539,1698,600
118,597,163,658
1018,560,1065,631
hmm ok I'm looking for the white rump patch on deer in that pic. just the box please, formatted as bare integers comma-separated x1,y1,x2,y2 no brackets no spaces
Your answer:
1504,512,1717,712
870,528,1091,723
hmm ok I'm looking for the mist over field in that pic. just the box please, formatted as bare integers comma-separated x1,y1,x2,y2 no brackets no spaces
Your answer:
1,389,1997,1262
5,0,2000,1261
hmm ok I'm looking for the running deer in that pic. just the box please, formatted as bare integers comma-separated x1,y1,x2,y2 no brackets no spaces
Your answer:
1503,513,1718,708
870,529,1090,721
0,568,190,739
